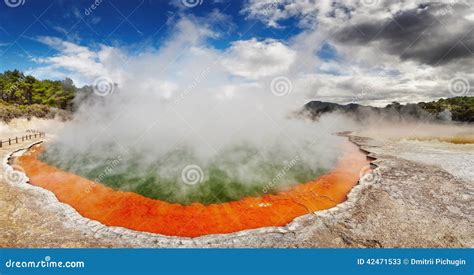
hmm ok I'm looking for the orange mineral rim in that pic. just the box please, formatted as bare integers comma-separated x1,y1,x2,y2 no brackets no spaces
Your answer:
15,141,369,237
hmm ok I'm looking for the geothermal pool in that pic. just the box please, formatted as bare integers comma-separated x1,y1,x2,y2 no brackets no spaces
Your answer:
38,146,328,206
16,141,369,237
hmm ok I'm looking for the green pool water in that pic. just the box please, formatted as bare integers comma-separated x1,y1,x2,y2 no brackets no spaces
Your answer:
40,144,329,205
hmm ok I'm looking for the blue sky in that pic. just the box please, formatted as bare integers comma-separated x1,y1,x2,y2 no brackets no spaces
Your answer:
0,0,310,73
0,0,472,105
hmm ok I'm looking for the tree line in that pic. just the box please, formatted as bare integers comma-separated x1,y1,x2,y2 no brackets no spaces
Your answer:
0,70,76,110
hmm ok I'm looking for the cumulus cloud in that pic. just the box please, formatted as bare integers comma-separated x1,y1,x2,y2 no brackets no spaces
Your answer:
32,1,474,106
38,14,359,199
222,38,296,79
31,36,114,86
334,2,474,65
242,0,318,28
241,0,474,104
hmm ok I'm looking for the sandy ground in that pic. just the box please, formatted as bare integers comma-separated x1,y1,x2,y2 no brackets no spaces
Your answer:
0,125,473,248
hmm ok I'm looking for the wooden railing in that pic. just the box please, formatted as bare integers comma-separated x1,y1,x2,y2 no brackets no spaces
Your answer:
0,131,46,148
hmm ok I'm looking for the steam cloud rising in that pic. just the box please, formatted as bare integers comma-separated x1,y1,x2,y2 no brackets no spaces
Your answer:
41,17,359,204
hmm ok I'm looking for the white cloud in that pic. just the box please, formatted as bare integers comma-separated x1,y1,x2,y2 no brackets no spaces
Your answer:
241,0,474,104
242,0,318,28
222,38,296,79
31,36,132,87
31,5,474,106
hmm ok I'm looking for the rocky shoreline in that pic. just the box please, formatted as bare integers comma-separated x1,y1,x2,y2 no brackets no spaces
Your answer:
1,133,472,248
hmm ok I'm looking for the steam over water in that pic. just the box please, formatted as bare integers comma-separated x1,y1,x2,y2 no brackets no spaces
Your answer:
41,111,353,204
40,17,358,204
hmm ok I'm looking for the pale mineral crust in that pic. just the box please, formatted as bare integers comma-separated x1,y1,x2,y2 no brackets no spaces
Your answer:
0,132,472,248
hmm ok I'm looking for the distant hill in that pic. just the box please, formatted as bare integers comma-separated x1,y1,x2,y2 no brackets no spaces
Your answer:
2,69,473,124
304,97,474,123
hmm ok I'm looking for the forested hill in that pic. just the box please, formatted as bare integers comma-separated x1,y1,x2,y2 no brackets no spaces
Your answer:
0,70,75,109
0,70,78,121
304,96,474,123
2,69,473,123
